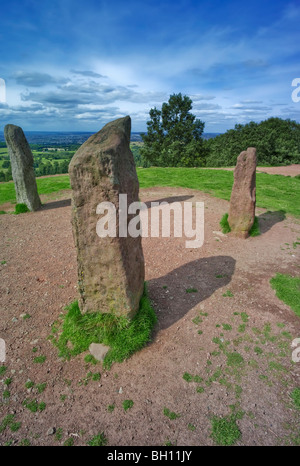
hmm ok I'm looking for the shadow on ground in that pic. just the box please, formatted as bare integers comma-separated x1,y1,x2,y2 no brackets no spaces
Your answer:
143,195,194,209
257,210,286,235
40,195,193,212
41,198,71,210
148,255,236,331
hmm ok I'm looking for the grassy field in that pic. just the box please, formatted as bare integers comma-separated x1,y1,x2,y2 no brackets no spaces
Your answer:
0,168,299,217
0,175,71,205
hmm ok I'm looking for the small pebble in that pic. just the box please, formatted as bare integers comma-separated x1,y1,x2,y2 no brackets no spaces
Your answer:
47,427,56,435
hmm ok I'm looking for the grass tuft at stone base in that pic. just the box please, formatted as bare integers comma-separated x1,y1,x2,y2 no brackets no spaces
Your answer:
14,203,30,214
220,212,260,237
49,283,157,369
220,213,231,234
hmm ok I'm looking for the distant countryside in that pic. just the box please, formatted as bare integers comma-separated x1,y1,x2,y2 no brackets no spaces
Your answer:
0,117,300,182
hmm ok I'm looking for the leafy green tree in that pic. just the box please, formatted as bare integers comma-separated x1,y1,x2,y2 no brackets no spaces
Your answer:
2,160,10,169
60,159,69,173
5,167,12,181
141,93,206,167
205,117,300,167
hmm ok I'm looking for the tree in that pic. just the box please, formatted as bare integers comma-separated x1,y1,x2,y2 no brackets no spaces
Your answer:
2,160,10,169
204,117,300,167
141,93,206,167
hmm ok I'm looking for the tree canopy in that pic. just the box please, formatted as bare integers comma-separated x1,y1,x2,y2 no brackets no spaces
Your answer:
204,117,300,167
141,93,206,167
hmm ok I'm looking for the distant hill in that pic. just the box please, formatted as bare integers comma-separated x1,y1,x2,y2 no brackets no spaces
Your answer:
0,131,220,145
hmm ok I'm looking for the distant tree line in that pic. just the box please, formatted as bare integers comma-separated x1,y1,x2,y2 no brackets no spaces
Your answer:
134,94,300,168
0,151,75,182
204,118,300,167
1,100,300,179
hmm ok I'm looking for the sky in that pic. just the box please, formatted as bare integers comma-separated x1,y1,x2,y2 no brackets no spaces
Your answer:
0,0,299,133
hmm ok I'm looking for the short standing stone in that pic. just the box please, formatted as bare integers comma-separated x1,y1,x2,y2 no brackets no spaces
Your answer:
69,116,145,318
228,147,256,238
4,124,41,211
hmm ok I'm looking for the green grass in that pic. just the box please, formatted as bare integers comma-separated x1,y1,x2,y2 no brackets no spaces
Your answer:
182,372,203,383
186,287,198,293
107,404,115,413
25,380,34,389
63,437,74,446
55,428,63,441
20,438,31,446
0,414,21,433
50,283,157,369
3,390,10,399
123,399,134,411
36,382,47,393
210,414,241,445
33,355,46,364
220,213,231,233
87,432,108,446
22,399,46,413
249,216,260,237
220,212,260,236
226,352,244,367
137,168,300,217
270,273,300,317
163,407,181,420
0,174,70,205
14,203,30,214
290,388,300,410
0,168,299,217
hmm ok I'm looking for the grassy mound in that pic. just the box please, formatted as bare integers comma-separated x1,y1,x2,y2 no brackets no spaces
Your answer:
49,283,157,369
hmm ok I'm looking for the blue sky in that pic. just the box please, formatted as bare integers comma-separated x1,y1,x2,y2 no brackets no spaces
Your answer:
0,0,299,133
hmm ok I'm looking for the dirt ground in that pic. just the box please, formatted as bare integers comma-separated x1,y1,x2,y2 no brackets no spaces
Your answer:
0,178,299,446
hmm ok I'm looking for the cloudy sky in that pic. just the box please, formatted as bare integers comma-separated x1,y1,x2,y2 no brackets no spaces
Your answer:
0,0,299,133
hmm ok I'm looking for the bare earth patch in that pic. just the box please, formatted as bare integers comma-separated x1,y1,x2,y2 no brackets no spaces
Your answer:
0,185,299,446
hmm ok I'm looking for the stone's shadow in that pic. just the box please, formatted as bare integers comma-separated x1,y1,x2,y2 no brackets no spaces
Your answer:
143,195,194,209
257,210,286,235
148,255,236,331
40,195,192,211
41,198,71,210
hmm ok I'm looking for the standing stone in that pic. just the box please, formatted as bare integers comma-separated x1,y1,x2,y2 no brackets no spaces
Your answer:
68,116,145,319
228,147,256,238
4,124,41,211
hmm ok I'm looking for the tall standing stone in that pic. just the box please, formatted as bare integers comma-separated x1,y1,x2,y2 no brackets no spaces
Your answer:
4,124,41,211
68,116,145,319
228,147,257,238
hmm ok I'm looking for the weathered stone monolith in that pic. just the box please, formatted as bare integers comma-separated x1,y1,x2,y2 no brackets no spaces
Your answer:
228,147,256,238
4,124,41,211
68,116,145,318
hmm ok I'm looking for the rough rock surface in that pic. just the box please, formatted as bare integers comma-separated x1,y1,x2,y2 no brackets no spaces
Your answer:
228,147,257,238
4,124,41,211
89,343,110,362
68,116,145,318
